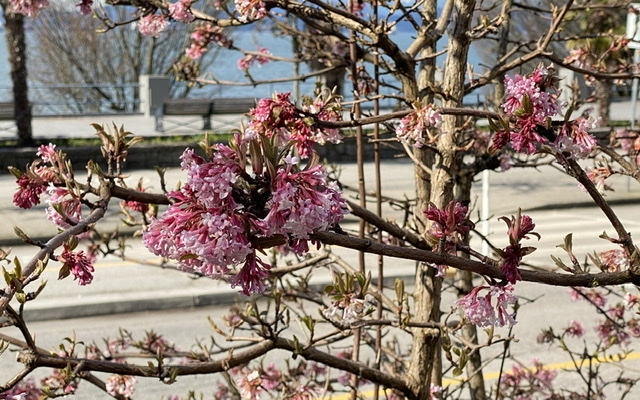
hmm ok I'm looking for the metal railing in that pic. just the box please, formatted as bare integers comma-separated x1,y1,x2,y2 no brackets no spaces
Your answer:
0,83,141,116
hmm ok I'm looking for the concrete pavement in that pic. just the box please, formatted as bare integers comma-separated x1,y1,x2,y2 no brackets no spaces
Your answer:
0,104,639,322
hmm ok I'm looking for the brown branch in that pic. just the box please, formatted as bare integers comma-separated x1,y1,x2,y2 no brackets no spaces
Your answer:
195,63,348,87
17,339,274,377
272,337,416,399
543,53,640,81
311,231,640,287
346,200,428,249
317,107,501,129
0,183,112,316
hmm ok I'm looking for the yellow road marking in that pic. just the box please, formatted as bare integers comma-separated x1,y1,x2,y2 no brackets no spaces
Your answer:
322,352,640,399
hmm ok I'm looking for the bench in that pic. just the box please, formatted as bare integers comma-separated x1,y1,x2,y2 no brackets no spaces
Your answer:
0,102,13,120
155,98,256,133
0,102,16,135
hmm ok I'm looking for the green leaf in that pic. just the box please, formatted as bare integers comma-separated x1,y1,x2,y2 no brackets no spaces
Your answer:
58,263,71,280
15,291,26,304
2,267,12,286
452,367,463,377
13,226,31,243
488,118,501,133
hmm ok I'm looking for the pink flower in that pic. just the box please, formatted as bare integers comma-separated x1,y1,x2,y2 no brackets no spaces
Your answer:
229,252,271,295
8,0,49,16
76,0,92,15
563,320,585,338
234,0,266,21
247,92,343,158
0,377,42,399
138,14,169,38
186,23,231,59
260,164,347,241
237,47,271,71
236,370,263,400
584,165,613,194
599,249,629,272
169,0,195,21
58,243,95,286
395,105,442,148
568,288,607,308
36,143,57,163
105,375,136,397
424,201,471,239
497,211,539,284
494,66,562,155
13,173,47,209
554,115,599,158
261,363,281,390
454,285,517,327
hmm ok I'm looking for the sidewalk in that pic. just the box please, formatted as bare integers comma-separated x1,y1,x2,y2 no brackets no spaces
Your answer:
0,103,639,322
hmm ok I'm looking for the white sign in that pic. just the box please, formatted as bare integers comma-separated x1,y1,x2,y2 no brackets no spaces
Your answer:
627,3,640,49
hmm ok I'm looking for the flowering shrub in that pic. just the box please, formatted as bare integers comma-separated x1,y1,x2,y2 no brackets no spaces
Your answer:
143,103,347,294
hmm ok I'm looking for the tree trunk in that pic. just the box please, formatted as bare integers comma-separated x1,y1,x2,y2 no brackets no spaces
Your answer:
595,79,611,126
455,172,487,400
407,2,476,398
1,0,33,147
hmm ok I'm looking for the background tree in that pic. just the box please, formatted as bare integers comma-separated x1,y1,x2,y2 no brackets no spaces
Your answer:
29,1,226,114
0,0,32,146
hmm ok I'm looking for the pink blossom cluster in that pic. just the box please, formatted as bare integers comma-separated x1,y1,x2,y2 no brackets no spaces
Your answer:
584,164,613,194
564,48,590,69
138,14,170,38
616,128,640,165
563,320,585,338
568,288,640,347
77,0,93,15
40,368,78,396
0,377,42,399
234,0,266,22
553,115,600,158
143,137,347,295
395,105,442,148
498,359,558,399
186,23,232,59
169,0,195,22
227,363,321,400
58,242,95,286
454,284,517,327
106,375,137,397
7,0,49,17
598,249,630,272
237,47,271,71
323,293,376,323
497,211,539,284
424,201,473,276
493,66,563,154
246,92,344,158
13,144,61,209
12,144,89,235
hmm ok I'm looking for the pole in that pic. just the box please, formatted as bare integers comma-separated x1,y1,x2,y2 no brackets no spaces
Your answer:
482,169,490,256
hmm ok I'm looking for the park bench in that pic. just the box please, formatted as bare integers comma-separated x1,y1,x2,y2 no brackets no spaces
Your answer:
0,102,16,135
155,97,256,133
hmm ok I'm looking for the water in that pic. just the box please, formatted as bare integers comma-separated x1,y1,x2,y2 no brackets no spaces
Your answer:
0,29,482,108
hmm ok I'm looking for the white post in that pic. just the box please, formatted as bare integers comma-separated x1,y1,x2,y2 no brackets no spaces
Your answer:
482,169,490,256
139,75,171,118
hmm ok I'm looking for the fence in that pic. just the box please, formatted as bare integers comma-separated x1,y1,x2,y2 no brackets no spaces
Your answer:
0,83,141,116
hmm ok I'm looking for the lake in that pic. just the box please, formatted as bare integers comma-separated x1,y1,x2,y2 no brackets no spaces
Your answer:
0,29,482,108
